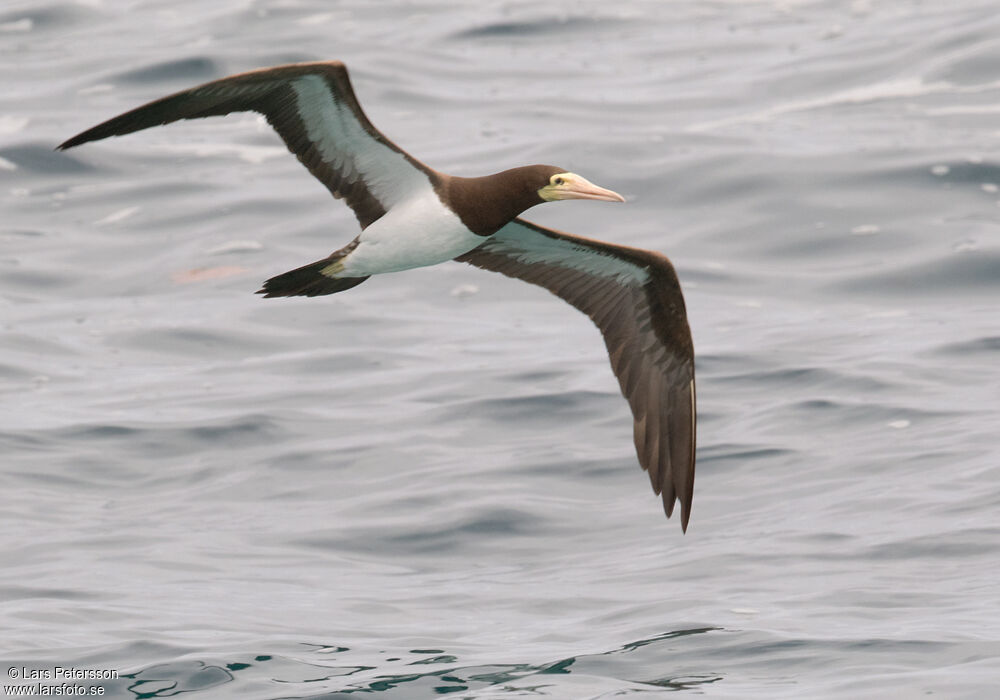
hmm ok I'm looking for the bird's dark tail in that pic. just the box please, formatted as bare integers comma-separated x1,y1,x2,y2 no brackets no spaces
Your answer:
256,257,369,298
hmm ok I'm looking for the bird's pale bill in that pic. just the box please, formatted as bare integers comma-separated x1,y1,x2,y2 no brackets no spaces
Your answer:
538,172,626,203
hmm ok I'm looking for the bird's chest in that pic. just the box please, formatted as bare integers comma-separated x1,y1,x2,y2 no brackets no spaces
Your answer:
339,191,486,276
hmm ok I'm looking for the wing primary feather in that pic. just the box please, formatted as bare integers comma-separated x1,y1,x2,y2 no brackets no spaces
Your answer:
58,61,435,230
642,377,663,493
458,219,696,530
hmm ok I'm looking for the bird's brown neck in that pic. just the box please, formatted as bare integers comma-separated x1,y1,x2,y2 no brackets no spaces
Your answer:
439,167,546,236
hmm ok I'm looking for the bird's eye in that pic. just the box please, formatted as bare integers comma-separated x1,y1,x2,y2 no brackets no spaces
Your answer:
554,177,565,186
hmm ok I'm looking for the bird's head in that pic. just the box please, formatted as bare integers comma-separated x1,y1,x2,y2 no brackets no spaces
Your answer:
449,165,626,237
535,166,626,203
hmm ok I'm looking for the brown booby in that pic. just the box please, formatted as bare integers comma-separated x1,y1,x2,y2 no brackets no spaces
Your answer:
59,61,696,531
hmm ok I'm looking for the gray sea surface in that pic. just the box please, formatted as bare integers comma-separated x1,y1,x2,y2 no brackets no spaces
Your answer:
3,1,1000,698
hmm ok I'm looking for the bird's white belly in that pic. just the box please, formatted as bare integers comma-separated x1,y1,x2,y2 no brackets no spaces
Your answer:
338,190,484,277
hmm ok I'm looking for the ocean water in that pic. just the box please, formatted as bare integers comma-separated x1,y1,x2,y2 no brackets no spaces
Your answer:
2,0,999,697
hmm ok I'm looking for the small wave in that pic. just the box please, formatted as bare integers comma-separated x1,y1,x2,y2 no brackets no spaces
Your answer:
929,335,1000,357
440,389,615,425
830,250,1000,297
110,57,219,86
0,4,98,32
449,15,624,41
2,143,96,175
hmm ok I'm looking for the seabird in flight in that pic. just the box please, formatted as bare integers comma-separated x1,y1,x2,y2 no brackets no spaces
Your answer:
59,61,697,531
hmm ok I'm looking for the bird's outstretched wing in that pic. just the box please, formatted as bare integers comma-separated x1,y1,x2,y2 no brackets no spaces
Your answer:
58,61,433,229
456,219,696,530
